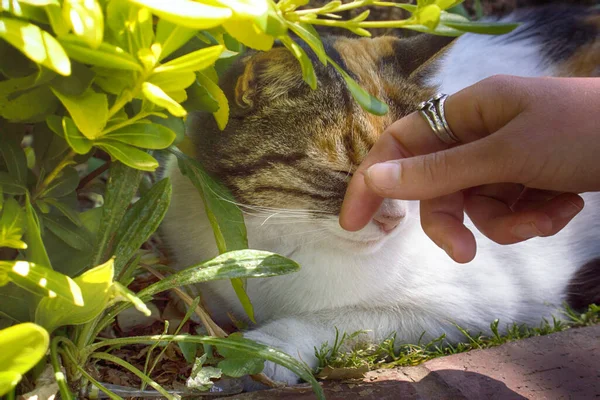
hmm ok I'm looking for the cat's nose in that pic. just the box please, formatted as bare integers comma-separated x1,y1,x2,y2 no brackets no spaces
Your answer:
373,213,403,233
373,199,406,233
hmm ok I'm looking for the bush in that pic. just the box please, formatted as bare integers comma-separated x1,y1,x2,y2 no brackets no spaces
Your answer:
0,0,514,398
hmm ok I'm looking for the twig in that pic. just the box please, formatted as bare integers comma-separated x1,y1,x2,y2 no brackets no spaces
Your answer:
77,160,111,191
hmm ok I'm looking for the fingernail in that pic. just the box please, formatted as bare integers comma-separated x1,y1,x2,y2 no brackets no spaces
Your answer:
557,200,583,219
511,222,542,240
366,162,400,190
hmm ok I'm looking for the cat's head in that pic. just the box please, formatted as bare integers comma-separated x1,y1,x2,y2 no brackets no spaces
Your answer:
190,34,452,253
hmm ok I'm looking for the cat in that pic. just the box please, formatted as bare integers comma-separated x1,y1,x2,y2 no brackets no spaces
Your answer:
160,5,600,384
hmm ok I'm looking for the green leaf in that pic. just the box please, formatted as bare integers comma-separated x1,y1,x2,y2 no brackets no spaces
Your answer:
112,178,171,276
41,166,79,198
196,71,229,130
110,282,151,316
0,323,49,397
280,36,317,90
217,335,264,377
105,0,133,48
46,206,102,277
169,147,246,253
0,197,26,249
43,198,82,226
178,342,199,364
186,358,221,391
35,259,114,333
96,140,159,171
443,20,520,34
42,215,93,251
148,70,196,93
0,85,59,123
24,195,52,269
59,35,142,71
91,67,133,95
0,260,83,304
88,162,142,269
155,20,197,61
142,82,187,117
148,113,185,145
288,22,326,65
63,0,104,48
61,116,93,154
184,80,219,113
104,122,177,149
0,134,27,186
0,17,70,76
129,0,232,30
139,250,300,299
327,56,389,116
154,44,224,74
49,62,95,96
52,87,109,139
231,278,254,322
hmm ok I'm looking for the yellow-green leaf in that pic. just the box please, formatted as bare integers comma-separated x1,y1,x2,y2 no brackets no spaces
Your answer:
63,0,104,48
35,259,114,333
129,0,232,30
0,17,70,75
103,122,176,149
0,197,26,250
24,194,53,269
1,260,83,305
148,70,196,92
280,36,317,90
60,116,93,154
96,140,159,171
155,19,197,61
288,22,326,64
60,35,142,71
142,81,187,117
196,71,228,130
416,4,441,30
327,55,388,116
51,87,108,139
154,44,224,74
0,323,49,397
223,19,273,51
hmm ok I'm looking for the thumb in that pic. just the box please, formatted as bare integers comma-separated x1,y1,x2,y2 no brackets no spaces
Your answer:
364,135,520,200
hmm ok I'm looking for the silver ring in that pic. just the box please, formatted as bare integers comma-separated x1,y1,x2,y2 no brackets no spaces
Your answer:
417,93,459,145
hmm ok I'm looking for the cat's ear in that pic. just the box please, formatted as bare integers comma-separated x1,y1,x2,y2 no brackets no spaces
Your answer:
387,34,455,80
228,47,304,112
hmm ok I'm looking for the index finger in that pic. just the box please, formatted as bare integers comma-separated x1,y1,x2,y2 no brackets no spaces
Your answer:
339,75,528,231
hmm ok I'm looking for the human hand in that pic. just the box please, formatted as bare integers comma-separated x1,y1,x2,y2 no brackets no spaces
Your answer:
340,75,600,263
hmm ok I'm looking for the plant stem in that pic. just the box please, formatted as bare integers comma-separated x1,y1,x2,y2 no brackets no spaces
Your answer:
50,336,75,400
89,352,176,400
5,388,15,400
77,160,111,191
33,150,76,201
101,111,152,136
60,348,124,400
298,16,410,28
291,0,374,15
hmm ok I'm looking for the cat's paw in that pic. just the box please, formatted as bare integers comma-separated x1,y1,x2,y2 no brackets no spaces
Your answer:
243,329,314,386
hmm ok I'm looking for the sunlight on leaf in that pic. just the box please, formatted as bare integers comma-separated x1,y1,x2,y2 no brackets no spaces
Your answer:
35,259,114,333
129,0,232,29
0,323,49,397
0,17,70,75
